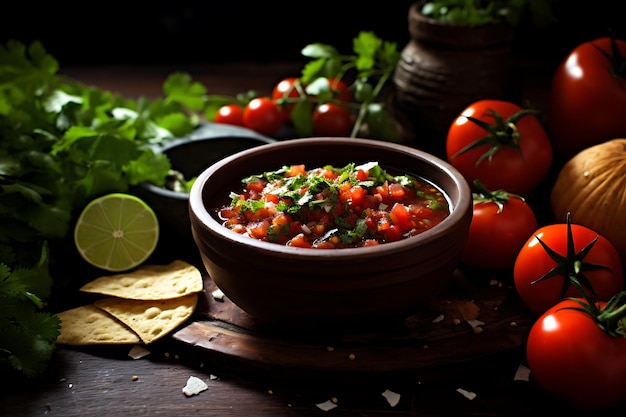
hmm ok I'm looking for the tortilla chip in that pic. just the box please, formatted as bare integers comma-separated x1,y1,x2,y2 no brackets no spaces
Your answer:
80,260,203,300
94,293,198,344
56,305,141,345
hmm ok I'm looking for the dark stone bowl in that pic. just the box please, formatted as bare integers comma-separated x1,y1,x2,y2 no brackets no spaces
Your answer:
134,123,275,253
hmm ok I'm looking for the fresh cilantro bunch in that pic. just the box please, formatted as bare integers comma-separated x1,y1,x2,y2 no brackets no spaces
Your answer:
0,40,208,378
296,31,401,140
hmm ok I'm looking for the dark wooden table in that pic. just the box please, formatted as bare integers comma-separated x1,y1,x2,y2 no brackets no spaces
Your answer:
0,60,607,417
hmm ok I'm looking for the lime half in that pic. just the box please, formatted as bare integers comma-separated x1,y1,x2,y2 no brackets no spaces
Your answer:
74,193,160,272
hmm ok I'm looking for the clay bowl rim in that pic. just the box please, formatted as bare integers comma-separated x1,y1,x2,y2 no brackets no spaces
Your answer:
189,137,472,261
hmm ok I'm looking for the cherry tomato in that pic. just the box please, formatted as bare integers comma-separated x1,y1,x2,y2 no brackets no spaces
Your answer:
305,77,352,103
446,99,552,196
214,104,244,126
548,37,626,161
460,182,537,271
526,298,626,410
312,103,353,137
513,220,624,315
328,78,352,102
271,77,303,123
243,97,283,137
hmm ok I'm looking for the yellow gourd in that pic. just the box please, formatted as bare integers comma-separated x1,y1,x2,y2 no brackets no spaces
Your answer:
550,138,626,266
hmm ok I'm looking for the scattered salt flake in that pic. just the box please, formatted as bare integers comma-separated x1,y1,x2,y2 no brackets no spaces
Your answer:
182,376,208,397
432,314,444,323
211,288,225,301
128,345,151,359
209,374,219,380
466,319,485,329
316,400,338,411
382,389,401,407
514,364,531,381
489,279,503,287
456,388,477,400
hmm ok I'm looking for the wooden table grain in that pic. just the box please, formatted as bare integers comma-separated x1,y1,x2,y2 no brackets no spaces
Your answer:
0,60,610,417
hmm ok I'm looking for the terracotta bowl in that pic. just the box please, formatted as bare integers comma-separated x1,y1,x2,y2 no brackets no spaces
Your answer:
188,137,472,329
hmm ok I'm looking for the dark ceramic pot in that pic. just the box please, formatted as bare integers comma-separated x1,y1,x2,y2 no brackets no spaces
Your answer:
188,137,472,330
134,123,275,255
392,2,518,158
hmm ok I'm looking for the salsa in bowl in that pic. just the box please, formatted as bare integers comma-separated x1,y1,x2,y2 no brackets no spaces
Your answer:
215,161,450,249
189,137,472,328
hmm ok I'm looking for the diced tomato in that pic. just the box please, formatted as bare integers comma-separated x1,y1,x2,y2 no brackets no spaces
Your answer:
245,207,271,222
272,212,291,228
265,193,279,204
376,181,389,200
248,220,270,239
219,207,239,219
339,184,367,206
315,239,338,249
287,164,306,177
384,224,403,242
287,233,312,248
322,169,338,179
365,215,378,231
246,180,266,193
356,169,369,181
230,224,246,234
363,239,379,246
388,183,406,200
390,203,412,230
338,182,352,203
349,186,366,206
378,216,391,232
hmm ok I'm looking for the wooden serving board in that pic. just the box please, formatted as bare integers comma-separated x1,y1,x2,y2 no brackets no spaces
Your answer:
172,267,533,378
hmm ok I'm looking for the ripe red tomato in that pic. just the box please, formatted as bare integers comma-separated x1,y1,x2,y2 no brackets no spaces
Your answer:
513,221,624,315
312,103,353,137
243,97,283,137
446,100,552,196
526,298,626,410
460,185,537,271
214,104,244,126
271,77,303,123
548,37,626,161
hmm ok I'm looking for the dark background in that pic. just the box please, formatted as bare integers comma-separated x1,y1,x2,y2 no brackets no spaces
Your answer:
2,1,623,68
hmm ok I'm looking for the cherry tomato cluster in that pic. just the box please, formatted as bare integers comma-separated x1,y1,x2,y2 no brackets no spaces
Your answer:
211,31,401,142
213,76,355,138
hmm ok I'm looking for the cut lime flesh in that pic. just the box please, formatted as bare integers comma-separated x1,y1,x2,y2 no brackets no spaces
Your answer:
74,193,159,272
